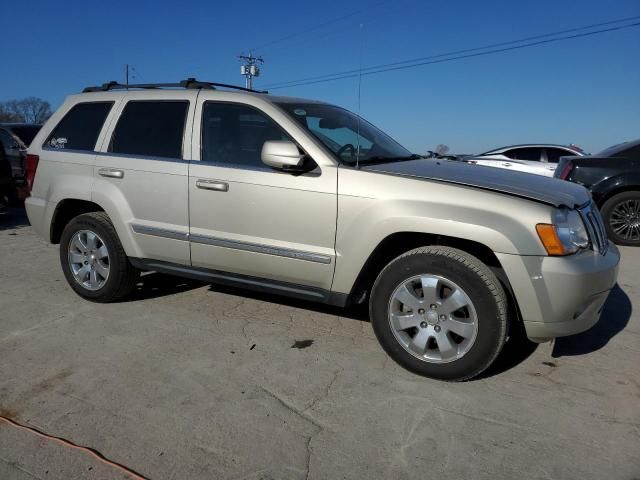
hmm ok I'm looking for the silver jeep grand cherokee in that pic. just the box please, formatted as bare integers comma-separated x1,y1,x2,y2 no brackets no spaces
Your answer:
24,79,619,381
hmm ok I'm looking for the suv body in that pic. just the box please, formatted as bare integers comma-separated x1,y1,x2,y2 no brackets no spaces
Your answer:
0,123,41,204
25,81,619,380
556,139,640,246
465,144,585,177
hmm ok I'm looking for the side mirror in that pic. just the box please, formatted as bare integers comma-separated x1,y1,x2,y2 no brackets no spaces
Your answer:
261,140,306,171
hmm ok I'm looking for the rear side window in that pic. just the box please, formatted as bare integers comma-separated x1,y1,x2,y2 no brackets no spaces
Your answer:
504,148,542,161
109,101,188,159
45,102,113,151
545,148,573,163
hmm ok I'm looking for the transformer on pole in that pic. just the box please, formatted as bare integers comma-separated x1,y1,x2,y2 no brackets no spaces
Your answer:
238,54,263,90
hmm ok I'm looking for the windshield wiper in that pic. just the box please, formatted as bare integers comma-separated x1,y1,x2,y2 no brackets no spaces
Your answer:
358,154,422,166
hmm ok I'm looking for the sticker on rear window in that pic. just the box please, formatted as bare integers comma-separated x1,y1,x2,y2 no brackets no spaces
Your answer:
49,137,68,149
294,109,307,116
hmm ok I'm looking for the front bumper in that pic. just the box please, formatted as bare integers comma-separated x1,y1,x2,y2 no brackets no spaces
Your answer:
497,243,620,342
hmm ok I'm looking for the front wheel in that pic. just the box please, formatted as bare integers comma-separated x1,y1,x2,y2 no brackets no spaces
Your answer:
370,246,508,381
601,191,640,246
60,212,139,302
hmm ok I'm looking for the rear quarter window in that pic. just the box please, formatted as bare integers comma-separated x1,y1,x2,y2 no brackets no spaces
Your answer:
45,102,113,151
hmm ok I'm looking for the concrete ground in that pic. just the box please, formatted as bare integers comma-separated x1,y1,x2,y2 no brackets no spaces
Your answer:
0,207,638,480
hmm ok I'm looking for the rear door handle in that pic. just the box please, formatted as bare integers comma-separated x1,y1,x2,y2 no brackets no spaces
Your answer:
196,179,228,192
98,168,124,179
502,162,512,167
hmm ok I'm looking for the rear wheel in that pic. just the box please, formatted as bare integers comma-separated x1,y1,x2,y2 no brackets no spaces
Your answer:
370,246,508,381
60,212,139,302
601,191,640,246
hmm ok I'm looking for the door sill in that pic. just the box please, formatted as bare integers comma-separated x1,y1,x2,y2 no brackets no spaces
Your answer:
129,258,349,307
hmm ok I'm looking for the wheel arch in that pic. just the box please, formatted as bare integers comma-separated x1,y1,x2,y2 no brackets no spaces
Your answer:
596,184,640,208
50,199,104,244
345,231,521,323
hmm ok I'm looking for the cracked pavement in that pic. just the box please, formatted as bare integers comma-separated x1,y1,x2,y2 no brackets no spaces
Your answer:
1,208,639,479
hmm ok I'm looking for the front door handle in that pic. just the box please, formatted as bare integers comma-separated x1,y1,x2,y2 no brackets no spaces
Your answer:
98,168,124,179
502,162,512,167
196,179,229,192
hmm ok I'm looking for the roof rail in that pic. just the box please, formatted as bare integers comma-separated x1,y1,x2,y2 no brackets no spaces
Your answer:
82,78,268,94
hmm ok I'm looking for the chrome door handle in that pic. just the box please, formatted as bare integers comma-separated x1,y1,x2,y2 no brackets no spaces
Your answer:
98,168,124,179
196,179,228,192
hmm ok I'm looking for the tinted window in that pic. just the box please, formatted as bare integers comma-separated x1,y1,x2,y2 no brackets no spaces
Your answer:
46,102,113,151
0,130,13,153
110,101,188,159
504,148,542,161
8,125,40,147
597,139,640,158
615,144,640,160
545,148,573,163
202,102,291,170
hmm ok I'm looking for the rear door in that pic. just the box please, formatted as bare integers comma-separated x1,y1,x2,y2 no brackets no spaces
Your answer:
93,91,196,265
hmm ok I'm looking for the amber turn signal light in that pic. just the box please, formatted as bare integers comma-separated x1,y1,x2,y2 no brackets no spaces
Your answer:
535,224,566,256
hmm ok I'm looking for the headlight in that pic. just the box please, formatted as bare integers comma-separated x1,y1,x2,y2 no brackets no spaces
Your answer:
536,208,590,255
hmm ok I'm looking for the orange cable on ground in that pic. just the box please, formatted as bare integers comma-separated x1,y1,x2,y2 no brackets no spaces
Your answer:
0,415,150,480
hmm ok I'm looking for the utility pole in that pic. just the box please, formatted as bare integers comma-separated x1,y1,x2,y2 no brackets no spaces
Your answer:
238,54,263,90
125,64,136,88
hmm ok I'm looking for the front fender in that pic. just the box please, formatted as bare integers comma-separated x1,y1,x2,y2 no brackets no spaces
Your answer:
331,169,551,294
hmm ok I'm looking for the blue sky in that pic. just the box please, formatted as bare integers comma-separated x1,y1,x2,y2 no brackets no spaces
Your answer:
2,0,638,153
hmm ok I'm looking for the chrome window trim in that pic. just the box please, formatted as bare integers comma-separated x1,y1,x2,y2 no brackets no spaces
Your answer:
130,224,332,264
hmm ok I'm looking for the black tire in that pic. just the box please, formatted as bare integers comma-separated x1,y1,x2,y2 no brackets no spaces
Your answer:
60,212,139,302
600,191,640,246
370,246,508,381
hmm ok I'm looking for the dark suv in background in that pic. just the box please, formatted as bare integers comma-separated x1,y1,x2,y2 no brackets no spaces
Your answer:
0,123,42,206
555,139,640,246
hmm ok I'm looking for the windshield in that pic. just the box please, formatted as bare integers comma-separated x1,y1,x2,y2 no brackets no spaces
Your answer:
276,102,413,165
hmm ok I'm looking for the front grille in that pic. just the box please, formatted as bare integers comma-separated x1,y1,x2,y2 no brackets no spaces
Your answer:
579,203,608,255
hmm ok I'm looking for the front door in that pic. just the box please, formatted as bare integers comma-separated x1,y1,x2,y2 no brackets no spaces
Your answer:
188,100,337,292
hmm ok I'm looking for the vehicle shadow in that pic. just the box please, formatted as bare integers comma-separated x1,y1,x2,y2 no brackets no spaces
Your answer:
206,283,370,322
0,207,30,231
552,283,631,357
475,315,539,380
126,272,207,302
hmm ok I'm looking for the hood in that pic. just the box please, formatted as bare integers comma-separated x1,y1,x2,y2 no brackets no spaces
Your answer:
361,158,590,208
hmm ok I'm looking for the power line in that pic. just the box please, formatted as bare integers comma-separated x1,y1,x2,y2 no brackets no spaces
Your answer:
247,0,391,53
264,15,640,89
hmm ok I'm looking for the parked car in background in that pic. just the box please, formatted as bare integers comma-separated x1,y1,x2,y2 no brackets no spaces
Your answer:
24,79,619,381
0,123,42,204
464,144,585,177
555,139,640,246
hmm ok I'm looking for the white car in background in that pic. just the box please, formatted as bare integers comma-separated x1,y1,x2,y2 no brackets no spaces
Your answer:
464,144,585,177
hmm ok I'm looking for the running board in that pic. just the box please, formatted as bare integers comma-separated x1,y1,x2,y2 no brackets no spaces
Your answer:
129,258,349,307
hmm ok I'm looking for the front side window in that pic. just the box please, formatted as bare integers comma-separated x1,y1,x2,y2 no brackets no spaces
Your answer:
110,101,188,159
45,102,113,151
504,148,542,162
277,102,412,165
201,102,291,170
